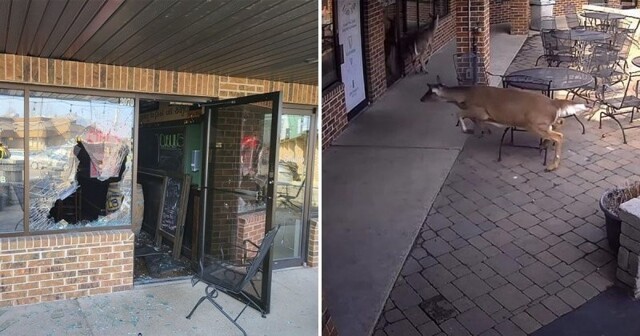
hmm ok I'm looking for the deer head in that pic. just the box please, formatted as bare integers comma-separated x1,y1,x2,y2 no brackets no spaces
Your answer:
420,76,446,102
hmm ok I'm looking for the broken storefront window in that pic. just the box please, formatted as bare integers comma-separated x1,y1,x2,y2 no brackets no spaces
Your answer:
28,92,134,231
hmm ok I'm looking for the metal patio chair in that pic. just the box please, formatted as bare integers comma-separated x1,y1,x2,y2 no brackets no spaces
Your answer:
186,225,280,336
597,71,640,144
497,75,553,164
536,29,578,67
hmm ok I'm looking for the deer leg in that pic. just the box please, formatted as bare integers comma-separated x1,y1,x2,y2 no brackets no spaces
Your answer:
531,126,564,172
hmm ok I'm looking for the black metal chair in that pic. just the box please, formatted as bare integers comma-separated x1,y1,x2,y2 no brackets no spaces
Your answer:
536,30,578,67
498,75,554,164
597,71,640,144
186,225,280,336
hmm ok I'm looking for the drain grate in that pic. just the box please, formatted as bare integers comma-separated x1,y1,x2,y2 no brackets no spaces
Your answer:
419,295,457,324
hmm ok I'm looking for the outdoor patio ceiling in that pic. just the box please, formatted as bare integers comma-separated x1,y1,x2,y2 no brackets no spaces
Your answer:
0,0,318,85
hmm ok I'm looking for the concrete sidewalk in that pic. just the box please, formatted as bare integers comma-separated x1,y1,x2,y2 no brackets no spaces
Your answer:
323,29,525,336
0,267,317,336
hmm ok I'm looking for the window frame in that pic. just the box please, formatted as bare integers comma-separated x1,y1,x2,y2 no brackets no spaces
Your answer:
0,82,208,238
322,0,342,91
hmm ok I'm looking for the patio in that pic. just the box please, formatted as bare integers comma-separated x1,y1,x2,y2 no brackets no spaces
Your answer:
372,31,640,336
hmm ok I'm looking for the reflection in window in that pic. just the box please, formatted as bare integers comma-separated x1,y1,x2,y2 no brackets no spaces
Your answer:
322,0,339,89
28,92,134,231
0,90,25,233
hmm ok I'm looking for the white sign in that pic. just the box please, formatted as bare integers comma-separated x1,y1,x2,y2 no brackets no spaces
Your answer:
337,0,366,112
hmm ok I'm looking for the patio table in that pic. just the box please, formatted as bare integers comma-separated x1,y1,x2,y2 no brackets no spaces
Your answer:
551,28,610,42
506,67,593,134
582,11,626,21
507,67,594,92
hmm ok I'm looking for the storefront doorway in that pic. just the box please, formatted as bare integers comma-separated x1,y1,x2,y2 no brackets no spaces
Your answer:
273,106,318,269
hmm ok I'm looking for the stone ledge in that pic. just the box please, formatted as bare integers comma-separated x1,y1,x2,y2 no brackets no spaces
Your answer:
617,198,640,297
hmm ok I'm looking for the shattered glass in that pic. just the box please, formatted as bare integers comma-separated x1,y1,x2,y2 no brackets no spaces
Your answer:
28,93,134,231
0,89,25,234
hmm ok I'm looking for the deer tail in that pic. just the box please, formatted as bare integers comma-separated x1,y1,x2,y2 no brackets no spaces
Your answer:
552,99,590,118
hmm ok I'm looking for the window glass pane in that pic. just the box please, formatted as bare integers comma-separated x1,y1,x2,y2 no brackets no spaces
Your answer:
28,92,134,231
0,89,25,234
322,0,339,89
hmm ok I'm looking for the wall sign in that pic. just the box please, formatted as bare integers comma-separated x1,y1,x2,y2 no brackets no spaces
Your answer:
337,0,366,112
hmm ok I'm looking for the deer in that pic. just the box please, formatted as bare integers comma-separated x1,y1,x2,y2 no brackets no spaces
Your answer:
419,78,590,172
412,15,440,73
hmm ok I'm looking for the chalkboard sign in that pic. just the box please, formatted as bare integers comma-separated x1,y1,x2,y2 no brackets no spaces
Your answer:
155,174,191,259
160,176,182,236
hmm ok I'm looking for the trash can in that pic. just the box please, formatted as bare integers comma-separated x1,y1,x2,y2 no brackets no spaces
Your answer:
530,0,556,31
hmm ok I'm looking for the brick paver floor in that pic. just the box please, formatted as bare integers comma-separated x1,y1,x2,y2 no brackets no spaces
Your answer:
373,34,640,336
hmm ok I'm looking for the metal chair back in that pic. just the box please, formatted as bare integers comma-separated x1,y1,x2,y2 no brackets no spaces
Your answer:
502,74,553,97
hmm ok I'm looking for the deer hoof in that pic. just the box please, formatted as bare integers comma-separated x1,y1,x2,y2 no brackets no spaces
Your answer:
545,163,560,172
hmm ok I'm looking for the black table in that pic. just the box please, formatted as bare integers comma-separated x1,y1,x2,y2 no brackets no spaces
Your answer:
507,67,594,92
632,56,640,68
552,28,610,42
582,11,626,21
506,67,593,134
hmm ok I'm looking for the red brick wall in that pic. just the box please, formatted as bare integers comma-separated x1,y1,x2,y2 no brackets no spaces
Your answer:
237,212,266,260
322,83,347,150
363,0,387,102
553,0,586,15
456,0,491,85
0,230,133,307
490,0,510,25
510,0,530,34
307,219,319,267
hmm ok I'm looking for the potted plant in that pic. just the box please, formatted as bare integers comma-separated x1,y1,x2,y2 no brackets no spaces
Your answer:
600,181,640,253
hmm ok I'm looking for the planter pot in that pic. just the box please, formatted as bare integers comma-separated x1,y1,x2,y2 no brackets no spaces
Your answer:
600,189,621,253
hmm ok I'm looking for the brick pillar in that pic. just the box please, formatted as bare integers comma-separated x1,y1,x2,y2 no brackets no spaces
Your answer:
362,0,387,101
617,198,640,297
509,0,530,34
456,0,491,85
307,219,319,267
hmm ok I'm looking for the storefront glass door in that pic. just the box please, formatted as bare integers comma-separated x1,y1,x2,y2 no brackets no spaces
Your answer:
200,92,281,313
273,109,317,268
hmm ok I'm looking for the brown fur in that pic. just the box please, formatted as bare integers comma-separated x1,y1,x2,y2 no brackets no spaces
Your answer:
420,84,584,171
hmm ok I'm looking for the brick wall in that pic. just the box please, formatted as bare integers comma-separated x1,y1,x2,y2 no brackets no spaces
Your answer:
509,0,530,34
237,212,266,260
322,83,347,149
553,0,586,15
0,54,317,105
323,293,339,336
363,0,387,102
0,230,133,307
490,0,510,25
455,0,491,85
307,219,319,267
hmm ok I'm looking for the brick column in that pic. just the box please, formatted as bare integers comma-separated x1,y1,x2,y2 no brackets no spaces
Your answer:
362,0,387,102
509,0,530,34
321,84,347,150
455,0,491,85
617,198,640,297
307,219,319,267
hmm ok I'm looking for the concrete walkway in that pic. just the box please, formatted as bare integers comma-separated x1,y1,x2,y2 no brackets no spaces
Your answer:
323,29,525,336
372,29,640,336
0,267,317,336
